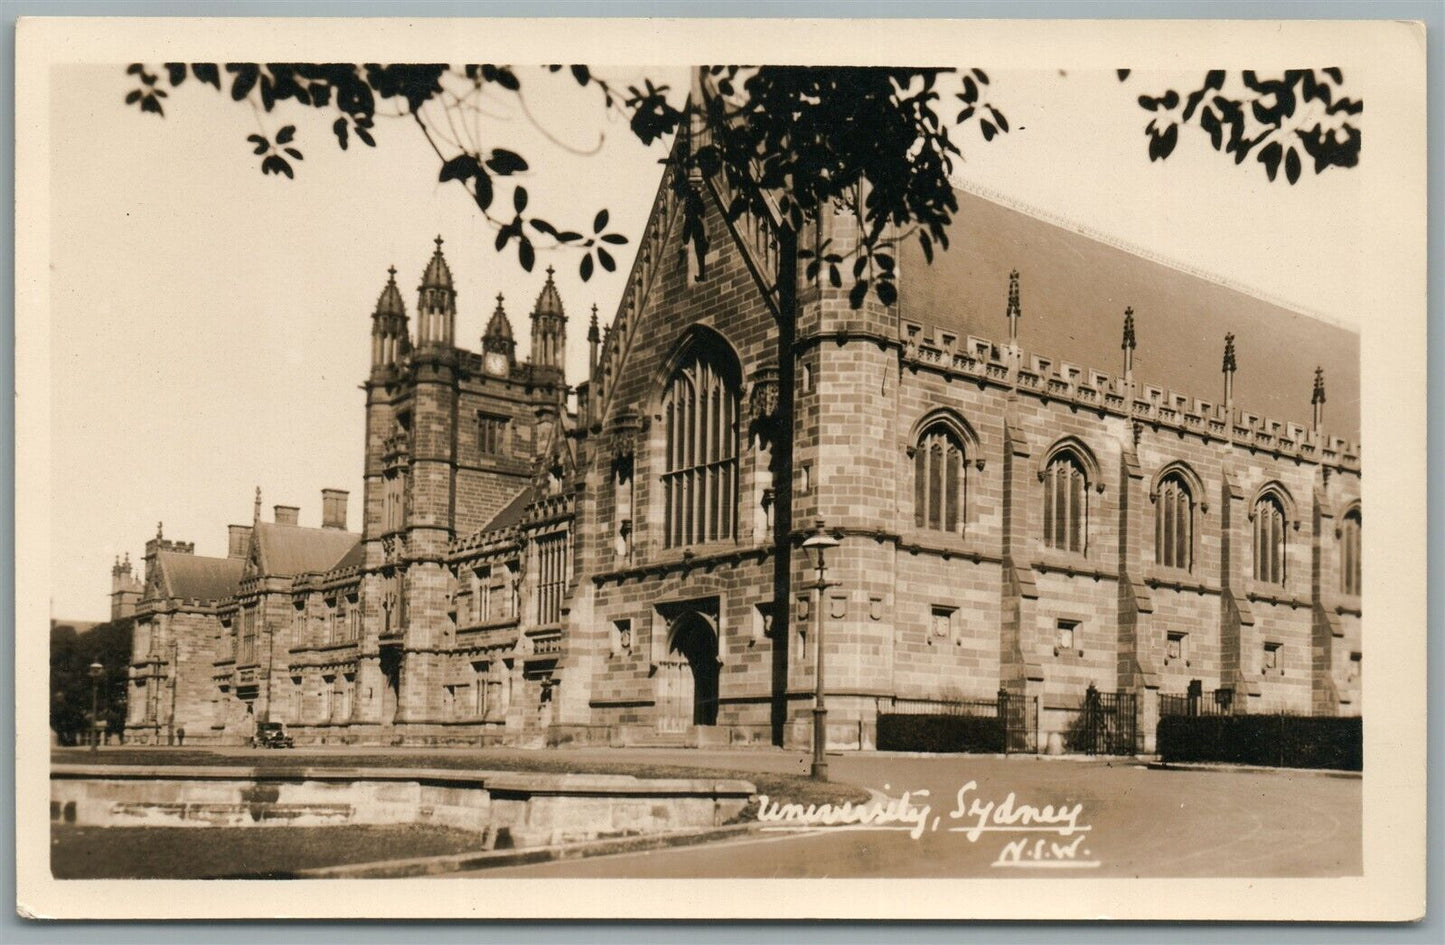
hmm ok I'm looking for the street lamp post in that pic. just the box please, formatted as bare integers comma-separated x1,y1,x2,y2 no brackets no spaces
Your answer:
88,661,104,753
802,519,840,781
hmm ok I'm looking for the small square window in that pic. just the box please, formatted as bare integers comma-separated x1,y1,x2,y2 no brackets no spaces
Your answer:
1056,619,1078,650
1166,632,1187,662
1263,642,1281,672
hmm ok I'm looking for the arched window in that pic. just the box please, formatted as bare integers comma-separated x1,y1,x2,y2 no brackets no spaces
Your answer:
914,424,966,533
1043,451,1088,553
1155,474,1193,570
1340,507,1362,596
662,344,739,547
1253,493,1287,584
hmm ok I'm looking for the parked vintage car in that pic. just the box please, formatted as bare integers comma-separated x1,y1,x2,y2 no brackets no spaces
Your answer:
251,720,294,749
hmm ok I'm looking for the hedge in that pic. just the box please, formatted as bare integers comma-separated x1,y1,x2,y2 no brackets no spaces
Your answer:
876,714,1004,753
1156,714,1361,770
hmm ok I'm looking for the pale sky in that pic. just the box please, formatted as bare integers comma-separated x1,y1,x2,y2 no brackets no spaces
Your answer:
50,64,1364,620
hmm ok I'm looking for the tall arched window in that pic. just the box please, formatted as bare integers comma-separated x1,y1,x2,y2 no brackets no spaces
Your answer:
914,424,966,533
1155,473,1193,570
1253,493,1287,584
663,344,739,547
1340,507,1362,596
1043,451,1088,553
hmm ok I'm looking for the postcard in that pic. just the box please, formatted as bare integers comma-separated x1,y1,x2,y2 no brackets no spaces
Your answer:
14,15,1427,921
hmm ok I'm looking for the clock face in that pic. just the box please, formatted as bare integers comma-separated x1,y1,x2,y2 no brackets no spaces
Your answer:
483,352,509,377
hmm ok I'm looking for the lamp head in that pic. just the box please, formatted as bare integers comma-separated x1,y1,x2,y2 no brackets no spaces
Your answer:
801,518,840,568
88,661,104,679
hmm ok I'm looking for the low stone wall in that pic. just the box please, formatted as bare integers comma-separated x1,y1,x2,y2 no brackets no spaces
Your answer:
51,765,755,849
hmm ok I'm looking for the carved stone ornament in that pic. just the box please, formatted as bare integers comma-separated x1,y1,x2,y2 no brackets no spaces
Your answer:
747,364,780,424
608,410,642,463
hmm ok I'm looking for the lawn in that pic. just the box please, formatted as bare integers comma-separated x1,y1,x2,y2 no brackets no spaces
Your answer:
51,824,487,879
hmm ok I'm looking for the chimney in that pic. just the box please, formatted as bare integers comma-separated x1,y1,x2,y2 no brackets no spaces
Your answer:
227,524,253,558
273,505,300,526
321,489,349,530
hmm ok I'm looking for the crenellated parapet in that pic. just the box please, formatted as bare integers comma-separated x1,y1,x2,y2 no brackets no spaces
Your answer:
899,315,1360,473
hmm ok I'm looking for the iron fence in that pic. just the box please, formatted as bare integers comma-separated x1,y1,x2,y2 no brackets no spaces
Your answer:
1072,684,1138,755
874,695,1000,718
874,691,1039,754
1159,683,1241,719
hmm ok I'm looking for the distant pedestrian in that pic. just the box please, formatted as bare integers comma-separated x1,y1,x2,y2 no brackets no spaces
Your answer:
176,726,185,746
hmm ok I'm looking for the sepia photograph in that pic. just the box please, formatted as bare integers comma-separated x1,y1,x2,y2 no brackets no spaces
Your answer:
13,15,1427,922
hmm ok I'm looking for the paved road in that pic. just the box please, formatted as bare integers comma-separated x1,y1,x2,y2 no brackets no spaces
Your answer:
476,750,1361,878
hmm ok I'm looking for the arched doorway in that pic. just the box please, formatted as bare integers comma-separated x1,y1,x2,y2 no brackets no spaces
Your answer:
659,612,720,730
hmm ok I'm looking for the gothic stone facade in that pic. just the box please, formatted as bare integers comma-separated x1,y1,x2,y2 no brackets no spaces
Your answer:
125,149,1362,752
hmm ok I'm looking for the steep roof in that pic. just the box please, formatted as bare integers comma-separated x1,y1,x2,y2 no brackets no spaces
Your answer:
421,235,453,289
374,266,406,318
485,293,515,342
898,185,1361,440
481,486,534,534
331,540,365,573
252,523,361,578
532,266,565,317
155,551,243,602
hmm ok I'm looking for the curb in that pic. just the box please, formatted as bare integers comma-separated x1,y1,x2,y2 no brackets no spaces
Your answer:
1145,761,1362,779
230,822,763,879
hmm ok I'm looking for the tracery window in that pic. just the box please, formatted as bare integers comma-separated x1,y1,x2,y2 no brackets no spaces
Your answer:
536,532,571,626
239,606,258,665
1155,473,1194,570
1043,451,1089,554
1340,507,1362,596
1253,492,1288,584
914,424,966,534
662,344,739,547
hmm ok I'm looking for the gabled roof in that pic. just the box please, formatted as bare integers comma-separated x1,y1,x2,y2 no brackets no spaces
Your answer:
898,185,1361,440
480,486,535,534
250,523,361,578
331,540,365,573
154,551,243,602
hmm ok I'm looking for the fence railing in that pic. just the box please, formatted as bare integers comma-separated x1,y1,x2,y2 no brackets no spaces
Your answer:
875,691,1038,754
874,695,1001,718
1159,686,1241,718
1070,684,1138,755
